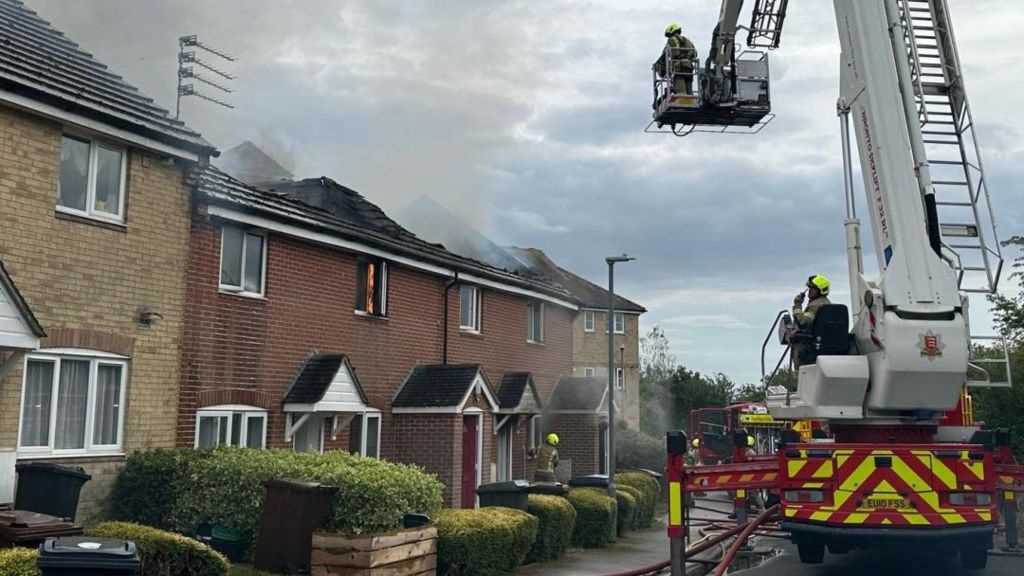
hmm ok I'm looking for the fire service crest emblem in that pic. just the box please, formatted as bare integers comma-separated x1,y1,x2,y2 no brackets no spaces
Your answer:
918,330,944,360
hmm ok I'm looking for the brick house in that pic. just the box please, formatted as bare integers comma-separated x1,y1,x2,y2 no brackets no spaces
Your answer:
0,0,215,522
545,376,616,479
180,168,579,506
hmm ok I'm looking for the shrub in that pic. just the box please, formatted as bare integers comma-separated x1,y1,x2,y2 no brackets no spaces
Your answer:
616,486,640,534
525,494,576,562
566,488,617,548
436,507,539,576
109,448,209,529
86,522,229,576
615,428,665,473
617,471,661,528
0,548,39,576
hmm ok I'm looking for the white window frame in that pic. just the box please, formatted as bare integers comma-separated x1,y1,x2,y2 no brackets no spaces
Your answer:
526,415,541,449
584,366,596,378
460,285,482,333
615,367,625,390
497,423,514,482
355,258,389,317
219,226,267,298
56,134,128,224
194,405,268,449
350,412,382,458
527,301,544,344
18,351,128,458
614,312,625,334
583,310,595,332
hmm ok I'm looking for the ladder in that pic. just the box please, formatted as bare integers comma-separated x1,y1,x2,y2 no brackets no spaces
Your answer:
897,0,1010,388
747,0,789,49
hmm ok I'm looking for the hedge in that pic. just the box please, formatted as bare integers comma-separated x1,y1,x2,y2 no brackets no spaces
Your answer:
114,447,443,549
616,486,641,535
615,428,665,473
436,507,539,576
0,548,38,576
87,522,229,576
617,471,661,528
525,494,576,562
567,488,617,548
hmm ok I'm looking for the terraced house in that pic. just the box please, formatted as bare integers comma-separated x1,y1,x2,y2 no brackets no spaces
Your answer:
0,0,215,522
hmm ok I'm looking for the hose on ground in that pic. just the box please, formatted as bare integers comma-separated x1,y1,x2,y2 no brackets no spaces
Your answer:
711,504,781,576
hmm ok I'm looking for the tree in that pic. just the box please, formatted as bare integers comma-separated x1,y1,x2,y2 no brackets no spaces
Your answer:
640,326,676,437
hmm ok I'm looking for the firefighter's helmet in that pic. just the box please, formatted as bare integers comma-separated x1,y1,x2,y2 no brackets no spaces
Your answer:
746,435,755,448
691,437,700,448
665,23,682,37
546,433,559,446
806,275,831,296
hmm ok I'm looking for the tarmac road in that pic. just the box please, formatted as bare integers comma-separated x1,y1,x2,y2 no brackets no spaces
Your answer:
739,543,1024,576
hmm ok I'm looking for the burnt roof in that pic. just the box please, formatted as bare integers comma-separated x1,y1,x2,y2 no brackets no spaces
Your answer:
0,0,214,156
197,166,578,304
282,354,364,405
508,247,645,313
547,376,607,412
0,259,44,338
393,364,491,409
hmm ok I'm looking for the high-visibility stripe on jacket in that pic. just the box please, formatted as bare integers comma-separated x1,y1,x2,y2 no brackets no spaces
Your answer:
793,296,831,327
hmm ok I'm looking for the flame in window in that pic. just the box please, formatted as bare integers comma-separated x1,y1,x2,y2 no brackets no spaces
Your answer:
366,261,376,314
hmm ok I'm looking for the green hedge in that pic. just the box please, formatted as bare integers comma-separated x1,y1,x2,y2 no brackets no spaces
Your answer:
566,488,617,548
114,447,443,549
615,486,640,535
87,522,229,576
436,507,539,576
617,472,661,528
615,428,665,473
525,494,576,562
0,548,38,576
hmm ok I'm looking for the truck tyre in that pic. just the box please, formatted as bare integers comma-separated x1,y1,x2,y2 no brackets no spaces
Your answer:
797,543,825,564
959,546,988,570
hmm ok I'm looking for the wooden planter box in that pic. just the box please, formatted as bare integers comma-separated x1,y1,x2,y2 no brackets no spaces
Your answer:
311,525,437,576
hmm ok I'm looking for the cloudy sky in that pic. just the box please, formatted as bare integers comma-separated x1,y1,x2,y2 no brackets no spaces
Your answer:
30,0,1024,384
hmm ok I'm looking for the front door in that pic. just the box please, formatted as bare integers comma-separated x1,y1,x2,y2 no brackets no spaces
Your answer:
461,415,479,508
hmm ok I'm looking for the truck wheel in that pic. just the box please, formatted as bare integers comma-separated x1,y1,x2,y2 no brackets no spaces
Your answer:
959,546,988,570
797,543,825,564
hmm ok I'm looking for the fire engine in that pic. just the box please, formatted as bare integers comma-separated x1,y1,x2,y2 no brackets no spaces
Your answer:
654,0,1024,571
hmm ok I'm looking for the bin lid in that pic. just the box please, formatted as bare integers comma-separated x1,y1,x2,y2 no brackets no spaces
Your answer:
37,537,140,569
568,474,609,488
15,461,91,480
0,511,81,541
475,480,530,494
263,477,339,494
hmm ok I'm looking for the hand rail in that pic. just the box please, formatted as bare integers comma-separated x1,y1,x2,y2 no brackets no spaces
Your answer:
760,310,789,383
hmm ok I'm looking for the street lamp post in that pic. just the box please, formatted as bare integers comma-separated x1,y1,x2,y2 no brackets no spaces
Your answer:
606,254,634,498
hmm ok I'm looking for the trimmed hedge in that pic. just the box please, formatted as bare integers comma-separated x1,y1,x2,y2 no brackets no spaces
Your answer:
567,488,617,548
617,472,661,528
615,486,640,535
526,494,576,562
87,522,229,576
114,447,443,549
615,428,665,473
436,507,539,576
0,548,38,576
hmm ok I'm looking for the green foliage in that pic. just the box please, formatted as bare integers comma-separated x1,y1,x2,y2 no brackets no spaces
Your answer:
616,427,665,473
0,548,39,576
86,522,229,576
525,494,576,563
617,471,662,528
733,382,767,403
614,489,638,535
436,507,538,576
109,448,209,529
566,487,617,548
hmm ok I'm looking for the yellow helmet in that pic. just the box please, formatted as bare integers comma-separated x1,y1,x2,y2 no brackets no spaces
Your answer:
691,437,700,448
665,23,682,37
807,275,831,296
746,435,755,448
546,433,559,446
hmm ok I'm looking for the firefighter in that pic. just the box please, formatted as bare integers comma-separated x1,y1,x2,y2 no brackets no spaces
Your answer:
745,435,767,513
686,437,702,466
657,23,698,96
790,275,832,368
535,433,560,483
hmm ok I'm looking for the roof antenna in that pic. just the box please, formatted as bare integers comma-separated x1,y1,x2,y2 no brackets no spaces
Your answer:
175,34,236,119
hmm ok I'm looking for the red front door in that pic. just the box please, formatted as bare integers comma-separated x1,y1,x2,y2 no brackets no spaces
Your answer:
461,415,479,509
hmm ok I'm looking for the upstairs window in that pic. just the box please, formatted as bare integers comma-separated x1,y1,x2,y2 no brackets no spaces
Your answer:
195,406,267,449
58,135,127,223
584,310,595,332
526,301,544,343
460,285,482,332
220,227,266,297
614,312,625,334
356,258,388,316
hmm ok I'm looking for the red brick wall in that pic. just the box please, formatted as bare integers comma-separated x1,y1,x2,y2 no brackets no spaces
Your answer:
545,414,605,478
180,209,575,504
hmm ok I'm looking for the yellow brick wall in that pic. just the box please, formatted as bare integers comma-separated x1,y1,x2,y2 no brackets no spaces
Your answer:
571,311,642,427
0,105,194,523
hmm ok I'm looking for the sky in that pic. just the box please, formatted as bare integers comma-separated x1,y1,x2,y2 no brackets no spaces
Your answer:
28,0,1024,384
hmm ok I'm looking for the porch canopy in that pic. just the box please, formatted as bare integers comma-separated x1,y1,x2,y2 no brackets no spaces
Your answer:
494,371,542,432
0,260,44,380
548,376,619,415
283,354,372,440
392,364,497,413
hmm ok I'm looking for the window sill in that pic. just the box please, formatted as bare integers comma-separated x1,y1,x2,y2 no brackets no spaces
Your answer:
17,452,126,463
526,340,545,346
354,310,388,321
219,288,266,300
460,328,483,336
55,209,127,232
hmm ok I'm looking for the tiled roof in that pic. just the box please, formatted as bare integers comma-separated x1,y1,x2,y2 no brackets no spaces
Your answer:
497,372,542,414
547,376,607,412
0,0,214,156
393,364,490,409
508,247,646,313
197,166,578,304
282,354,364,405
0,259,44,338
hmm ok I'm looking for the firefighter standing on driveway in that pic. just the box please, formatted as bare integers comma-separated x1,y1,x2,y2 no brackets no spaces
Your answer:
535,433,560,483
790,275,832,368
659,23,697,96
